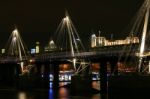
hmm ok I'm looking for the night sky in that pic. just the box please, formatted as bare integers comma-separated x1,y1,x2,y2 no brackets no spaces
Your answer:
0,0,144,49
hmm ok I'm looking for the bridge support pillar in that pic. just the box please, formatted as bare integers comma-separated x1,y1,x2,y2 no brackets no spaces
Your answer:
100,61,107,93
36,63,41,77
43,62,50,89
111,61,118,75
44,62,50,78
52,61,59,98
108,57,118,75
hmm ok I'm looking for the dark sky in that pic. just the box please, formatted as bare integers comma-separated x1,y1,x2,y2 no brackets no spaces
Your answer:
0,0,144,49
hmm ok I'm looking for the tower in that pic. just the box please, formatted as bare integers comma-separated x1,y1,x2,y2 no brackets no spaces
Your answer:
91,34,96,48
36,41,40,54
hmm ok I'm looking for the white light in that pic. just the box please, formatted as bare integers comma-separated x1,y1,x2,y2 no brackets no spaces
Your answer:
65,16,69,20
13,29,18,36
149,61,150,73
73,58,76,68
64,16,69,22
29,59,33,63
21,62,24,72
91,34,96,37
49,40,54,45
13,37,17,41
76,38,80,41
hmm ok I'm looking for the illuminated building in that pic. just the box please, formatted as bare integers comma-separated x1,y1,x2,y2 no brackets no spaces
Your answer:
91,34,139,48
96,37,106,46
1,48,5,54
30,48,36,54
36,42,40,54
91,34,96,47
44,40,57,52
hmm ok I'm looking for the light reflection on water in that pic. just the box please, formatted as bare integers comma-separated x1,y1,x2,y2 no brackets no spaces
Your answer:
92,81,100,90
17,91,48,99
18,92,27,99
49,89,54,99
58,87,69,99
49,89,101,99
49,81,101,99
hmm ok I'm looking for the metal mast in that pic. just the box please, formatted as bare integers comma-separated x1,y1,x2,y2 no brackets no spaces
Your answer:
139,0,149,72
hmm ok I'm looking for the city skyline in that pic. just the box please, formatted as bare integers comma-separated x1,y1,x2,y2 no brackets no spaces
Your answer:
0,0,143,48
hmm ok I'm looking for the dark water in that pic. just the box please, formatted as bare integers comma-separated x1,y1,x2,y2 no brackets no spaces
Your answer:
0,89,101,99
0,89,148,99
0,81,102,99
0,81,148,99
0,90,48,99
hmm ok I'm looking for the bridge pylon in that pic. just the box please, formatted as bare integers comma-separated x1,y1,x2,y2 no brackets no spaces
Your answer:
53,11,90,74
138,0,150,73
5,28,29,74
